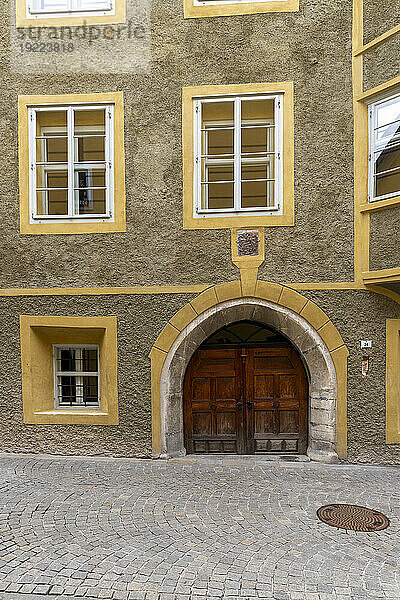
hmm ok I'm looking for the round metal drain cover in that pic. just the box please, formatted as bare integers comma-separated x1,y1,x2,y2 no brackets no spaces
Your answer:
317,504,390,532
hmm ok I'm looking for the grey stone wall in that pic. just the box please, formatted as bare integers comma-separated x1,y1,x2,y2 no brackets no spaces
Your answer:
369,206,400,271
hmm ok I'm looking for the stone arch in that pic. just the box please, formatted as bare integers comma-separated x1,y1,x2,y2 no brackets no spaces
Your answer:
149,281,349,463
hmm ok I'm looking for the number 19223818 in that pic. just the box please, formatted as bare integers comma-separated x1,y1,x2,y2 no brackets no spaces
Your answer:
20,42,74,53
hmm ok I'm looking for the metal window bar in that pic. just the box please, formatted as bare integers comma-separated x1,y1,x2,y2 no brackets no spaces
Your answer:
53,345,100,408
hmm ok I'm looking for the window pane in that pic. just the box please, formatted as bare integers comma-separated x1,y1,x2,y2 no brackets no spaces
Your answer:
241,161,274,181
241,126,274,154
36,167,68,190
242,99,274,121
74,0,111,8
201,162,234,183
375,170,400,198
36,110,67,137
31,0,68,11
83,376,99,404
75,168,106,188
36,137,68,163
202,101,234,156
58,375,76,406
82,349,98,372
376,96,400,129
75,136,105,163
74,109,105,134
202,182,234,210
75,188,106,215
241,180,274,208
58,348,77,371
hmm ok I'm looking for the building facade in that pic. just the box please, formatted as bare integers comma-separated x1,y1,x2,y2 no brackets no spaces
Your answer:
1,0,399,464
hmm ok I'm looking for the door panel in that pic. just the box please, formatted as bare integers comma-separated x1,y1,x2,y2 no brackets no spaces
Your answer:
184,344,308,455
247,348,308,454
184,349,244,454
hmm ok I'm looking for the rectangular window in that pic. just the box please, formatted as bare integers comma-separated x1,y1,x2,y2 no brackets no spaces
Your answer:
28,104,114,223
193,94,283,218
27,0,114,18
53,345,100,409
368,92,400,203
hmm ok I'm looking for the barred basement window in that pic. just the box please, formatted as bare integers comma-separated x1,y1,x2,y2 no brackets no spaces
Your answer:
28,104,114,223
53,345,100,409
368,92,400,203
193,94,283,218
26,0,114,19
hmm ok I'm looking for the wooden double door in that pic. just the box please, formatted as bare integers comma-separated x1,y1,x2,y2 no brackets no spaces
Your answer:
184,346,308,455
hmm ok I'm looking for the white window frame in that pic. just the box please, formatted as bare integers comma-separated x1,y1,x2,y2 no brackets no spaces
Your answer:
53,344,100,410
368,90,400,203
28,103,115,224
27,0,114,20
193,93,283,219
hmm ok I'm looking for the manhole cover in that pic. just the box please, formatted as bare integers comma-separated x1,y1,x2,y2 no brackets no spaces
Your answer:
316,504,390,532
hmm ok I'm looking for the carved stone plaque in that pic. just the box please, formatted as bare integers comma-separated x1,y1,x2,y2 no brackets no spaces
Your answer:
237,230,260,256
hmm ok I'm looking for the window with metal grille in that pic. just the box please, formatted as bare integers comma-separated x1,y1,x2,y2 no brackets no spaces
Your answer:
193,94,283,218
368,92,400,203
53,345,100,408
28,104,114,223
27,0,114,18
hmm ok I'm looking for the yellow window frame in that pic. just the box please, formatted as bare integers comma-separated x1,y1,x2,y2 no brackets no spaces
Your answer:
182,82,294,229
184,0,298,19
16,0,126,28
20,315,119,425
18,92,126,235
386,319,400,444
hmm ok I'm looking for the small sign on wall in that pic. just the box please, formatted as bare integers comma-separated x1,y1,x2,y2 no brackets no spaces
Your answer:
360,340,372,349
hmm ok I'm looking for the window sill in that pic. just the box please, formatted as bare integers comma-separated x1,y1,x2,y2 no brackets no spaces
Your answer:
26,410,118,425
184,0,299,18
359,195,400,213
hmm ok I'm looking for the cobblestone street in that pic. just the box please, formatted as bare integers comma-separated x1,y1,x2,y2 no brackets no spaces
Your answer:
0,454,398,600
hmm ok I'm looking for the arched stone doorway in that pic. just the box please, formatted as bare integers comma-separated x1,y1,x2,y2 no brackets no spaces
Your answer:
156,296,342,463
183,320,309,455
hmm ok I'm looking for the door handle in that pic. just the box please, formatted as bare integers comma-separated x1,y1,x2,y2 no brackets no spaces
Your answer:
236,401,243,410
211,404,217,411
273,401,280,408
247,401,254,410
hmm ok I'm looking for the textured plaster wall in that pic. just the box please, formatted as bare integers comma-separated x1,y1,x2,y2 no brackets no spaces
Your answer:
363,35,400,93
303,289,400,465
369,206,400,271
0,293,194,457
1,289,400,464
0,0,356,288
363,0,399,44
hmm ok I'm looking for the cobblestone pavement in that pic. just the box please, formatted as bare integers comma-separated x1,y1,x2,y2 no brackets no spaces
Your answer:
0,454,398,600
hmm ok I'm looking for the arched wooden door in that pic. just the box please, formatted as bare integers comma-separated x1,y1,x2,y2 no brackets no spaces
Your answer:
183,322,308,455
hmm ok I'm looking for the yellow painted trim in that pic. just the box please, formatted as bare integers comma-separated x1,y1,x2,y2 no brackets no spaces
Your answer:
18,92,126,235
363,268,400,284
231,227,265,295
286,282,361,290
182,82,295,230
16,0,126,27
149,281,348,459
20,315,119,425
359,195,400,213
354,24,400,57
183,0,298,19
0,284,211,297
386,319,400,444
358,75,400,102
